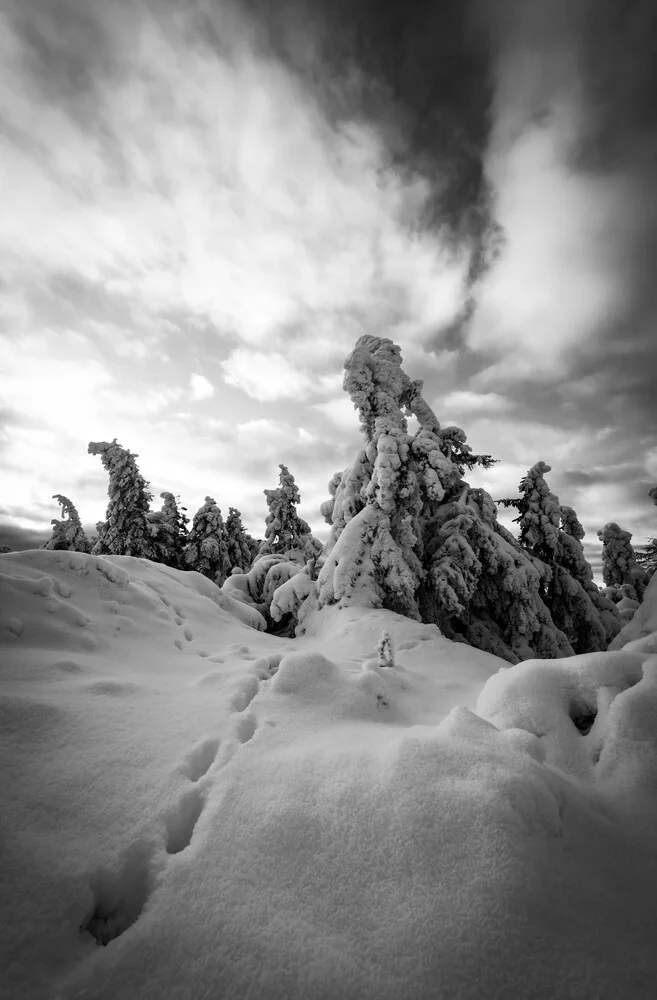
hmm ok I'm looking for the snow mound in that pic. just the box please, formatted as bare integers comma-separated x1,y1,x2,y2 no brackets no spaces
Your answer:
477,647,657,793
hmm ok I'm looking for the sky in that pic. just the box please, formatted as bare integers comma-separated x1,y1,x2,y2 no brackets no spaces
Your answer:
1,0,656,578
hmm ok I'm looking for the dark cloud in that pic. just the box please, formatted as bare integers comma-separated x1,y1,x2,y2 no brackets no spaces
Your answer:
238,0,501,297
562,465,649,490
0,524,49,551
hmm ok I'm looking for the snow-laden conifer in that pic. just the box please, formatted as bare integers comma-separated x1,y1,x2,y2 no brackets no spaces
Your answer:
502,463,620,652
598,522,648,601
143,493,189,569
43,494,91,552
258,465,322,562
225,507,254,573
88,440,154,558
183,497,231,584
317,334,575,663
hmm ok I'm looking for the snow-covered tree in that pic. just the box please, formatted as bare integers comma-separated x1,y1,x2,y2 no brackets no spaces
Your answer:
316,334,574,663
598,521,648,601
88,440,155,558
225,507,254,573
183,497,230,584
43,494,91,553
496,463,619,652
258,465,322,561
148,492,189,569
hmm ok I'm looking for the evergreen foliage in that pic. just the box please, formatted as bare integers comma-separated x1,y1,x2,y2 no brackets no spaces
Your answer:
43,494,91,553
598,521,648,601
88,440,155,558
183,497,231,584
151,492,189,569
225,507,254,572
500,463,620,652
259,465,322,561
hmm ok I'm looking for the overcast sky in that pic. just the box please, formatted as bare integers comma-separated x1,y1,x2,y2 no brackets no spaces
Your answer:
1,0,656,578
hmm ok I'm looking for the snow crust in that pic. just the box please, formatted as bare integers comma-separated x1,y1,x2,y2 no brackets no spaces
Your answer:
2,549,657,1000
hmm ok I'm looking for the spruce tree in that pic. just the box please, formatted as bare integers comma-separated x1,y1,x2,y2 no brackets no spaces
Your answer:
317,334,573,663
43,494,91,553
258,465,322,561
498,463,619,652
225,507,254,572
88,440,154,558
183,497,230,584
155,492,189,569
598,521,648,601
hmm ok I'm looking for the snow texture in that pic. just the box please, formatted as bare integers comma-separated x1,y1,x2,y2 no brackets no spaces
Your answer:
3,548,657,1000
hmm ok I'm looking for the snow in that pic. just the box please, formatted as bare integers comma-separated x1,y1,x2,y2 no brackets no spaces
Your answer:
3,548,657,999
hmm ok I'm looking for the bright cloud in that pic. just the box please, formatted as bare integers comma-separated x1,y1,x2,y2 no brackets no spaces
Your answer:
190,373,214,401
221,350,317,402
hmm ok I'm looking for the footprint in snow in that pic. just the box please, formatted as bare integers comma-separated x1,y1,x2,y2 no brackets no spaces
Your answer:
230,676,260,713
180,738,220,782
234,713,258,745
174,638,184,651
183,627,193,642
175,616,184,626
80,845,153,947
165,787,205,855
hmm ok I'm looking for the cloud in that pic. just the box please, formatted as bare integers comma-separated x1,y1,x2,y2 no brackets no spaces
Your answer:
441,391,511,417
221,350,317,402
189,373,214,401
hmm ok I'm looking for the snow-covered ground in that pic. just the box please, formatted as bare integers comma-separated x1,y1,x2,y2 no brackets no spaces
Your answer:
2,550,657,1000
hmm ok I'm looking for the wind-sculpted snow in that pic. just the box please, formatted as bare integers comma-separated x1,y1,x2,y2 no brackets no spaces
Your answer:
3,549,657,1000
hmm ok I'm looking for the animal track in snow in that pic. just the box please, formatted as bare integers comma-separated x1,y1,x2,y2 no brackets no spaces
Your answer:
230,676,260,713
183,627,193,642
235,713,257,744
175,617,184,626
174,638,184,651
173,607,186,620
181,739,220,782
165,787,205,854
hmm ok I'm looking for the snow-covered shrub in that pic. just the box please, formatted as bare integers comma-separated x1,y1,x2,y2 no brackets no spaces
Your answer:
43,494,91,553
88,440,155,558
183,497,230,584
269,564,317,635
